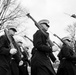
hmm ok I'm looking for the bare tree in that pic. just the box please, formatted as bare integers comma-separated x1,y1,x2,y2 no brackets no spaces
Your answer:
66,22,76,52
0,0,28,29
0,0,33,47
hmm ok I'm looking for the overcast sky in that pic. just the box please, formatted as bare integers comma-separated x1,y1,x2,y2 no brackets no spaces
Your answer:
17,0,76,43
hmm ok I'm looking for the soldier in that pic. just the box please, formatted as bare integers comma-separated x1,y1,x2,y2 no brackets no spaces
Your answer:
0,27,17,75
57,37,76,75
31,19,57,75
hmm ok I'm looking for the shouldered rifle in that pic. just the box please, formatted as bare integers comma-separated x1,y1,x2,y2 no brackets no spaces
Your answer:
4,28,22,60
26,13,54,47
53,34,73,50
24,35,33,43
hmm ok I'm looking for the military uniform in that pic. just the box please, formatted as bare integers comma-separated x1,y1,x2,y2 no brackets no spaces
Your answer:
57,37,76,75
0,35,12,75
31,19,56,75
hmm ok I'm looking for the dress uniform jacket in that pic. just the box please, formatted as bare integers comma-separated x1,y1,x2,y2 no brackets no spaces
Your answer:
57,44,76,75
0,35,12,75
31,30,56,75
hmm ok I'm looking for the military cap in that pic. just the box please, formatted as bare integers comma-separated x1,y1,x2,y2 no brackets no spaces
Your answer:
38,19,50,27
62,37,71,42
9,28,17,32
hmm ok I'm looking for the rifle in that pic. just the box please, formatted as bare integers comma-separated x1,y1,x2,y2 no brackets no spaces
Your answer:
53,41,61,49
26,13,54,47
53,34,73,50
4,28,22,60
24,35,33,43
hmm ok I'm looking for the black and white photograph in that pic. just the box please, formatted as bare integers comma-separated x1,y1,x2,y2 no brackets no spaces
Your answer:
0,0,76,75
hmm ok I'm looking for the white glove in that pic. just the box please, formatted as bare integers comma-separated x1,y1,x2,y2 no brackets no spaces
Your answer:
10,48,17,54
52,45,58,52
54,60,60,64
19,60,24,66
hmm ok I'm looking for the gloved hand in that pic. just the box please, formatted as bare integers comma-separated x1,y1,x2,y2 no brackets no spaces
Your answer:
52,45,59,52
19,60,24,66
10,48,17,54
54,59,60,64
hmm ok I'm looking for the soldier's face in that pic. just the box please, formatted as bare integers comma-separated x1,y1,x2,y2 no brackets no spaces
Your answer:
9,30,15,36
41,24,49,31
64,40,73,48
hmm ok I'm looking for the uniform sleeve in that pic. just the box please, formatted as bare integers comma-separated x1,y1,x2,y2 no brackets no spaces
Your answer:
12,44,22,63
49,53,56,62
33,31,52,53
0,36,10,55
